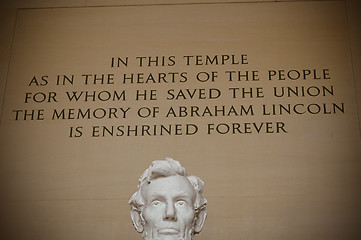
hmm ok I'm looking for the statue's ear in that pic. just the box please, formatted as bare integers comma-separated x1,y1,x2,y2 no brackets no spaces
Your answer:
130,210,144,233
194,208,207,233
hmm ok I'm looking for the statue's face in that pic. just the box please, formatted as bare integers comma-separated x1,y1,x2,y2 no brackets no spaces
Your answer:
141,175,197,240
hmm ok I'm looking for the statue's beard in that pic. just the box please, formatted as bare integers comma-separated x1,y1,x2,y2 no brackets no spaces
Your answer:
142,225,194,240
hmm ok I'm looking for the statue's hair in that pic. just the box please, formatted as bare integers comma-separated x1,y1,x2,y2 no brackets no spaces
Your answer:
129,158,207,213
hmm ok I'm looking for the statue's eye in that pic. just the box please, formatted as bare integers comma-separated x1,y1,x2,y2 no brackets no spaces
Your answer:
176,200,187,206
151,200,162,206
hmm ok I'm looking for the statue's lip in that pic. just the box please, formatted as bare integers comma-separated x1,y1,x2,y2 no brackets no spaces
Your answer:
158,228,179,234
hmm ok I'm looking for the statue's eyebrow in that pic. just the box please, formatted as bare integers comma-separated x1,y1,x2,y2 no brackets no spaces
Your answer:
147,193,166,201
173,192,193,201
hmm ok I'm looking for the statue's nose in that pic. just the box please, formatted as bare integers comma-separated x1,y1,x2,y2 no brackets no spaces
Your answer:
163,203,177,221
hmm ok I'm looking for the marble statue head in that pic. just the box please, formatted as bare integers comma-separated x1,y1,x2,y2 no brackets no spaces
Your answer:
129,158,207,240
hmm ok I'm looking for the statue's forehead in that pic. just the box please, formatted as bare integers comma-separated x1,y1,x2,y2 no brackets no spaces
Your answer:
141,175,196,200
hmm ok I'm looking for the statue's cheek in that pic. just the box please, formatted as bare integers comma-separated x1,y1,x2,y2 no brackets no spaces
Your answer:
142,206,165,224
